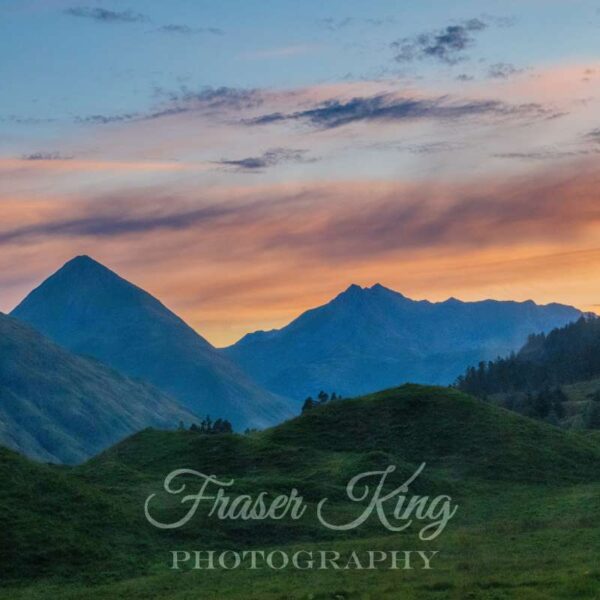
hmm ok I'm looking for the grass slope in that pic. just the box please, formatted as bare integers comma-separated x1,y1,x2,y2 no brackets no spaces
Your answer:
1,385,600,598
0,313,196,464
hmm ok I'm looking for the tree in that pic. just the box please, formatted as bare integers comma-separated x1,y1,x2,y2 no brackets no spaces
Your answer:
190,416,233,434
211,418,233,434
533,388,552,419
302,397,315,413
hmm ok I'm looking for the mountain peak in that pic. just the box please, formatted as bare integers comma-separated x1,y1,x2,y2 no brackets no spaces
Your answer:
66,254,99,265
60,255,112,275
11,256,292,429
337,282,406,302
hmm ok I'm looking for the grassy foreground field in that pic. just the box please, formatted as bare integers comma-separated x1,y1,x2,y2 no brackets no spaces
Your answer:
3,484,600,600
1,386,600,599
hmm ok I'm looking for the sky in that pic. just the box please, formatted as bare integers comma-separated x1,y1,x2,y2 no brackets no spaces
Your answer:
1,0,599,346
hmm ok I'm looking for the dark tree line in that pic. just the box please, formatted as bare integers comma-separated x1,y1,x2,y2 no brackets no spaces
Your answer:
180,416,233,434
302,390,341,413
502,387,567,422
456,316,600,397
455,315,600,428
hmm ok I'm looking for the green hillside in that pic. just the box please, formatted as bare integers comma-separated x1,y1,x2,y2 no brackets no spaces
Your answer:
0,313,196,464
266,385,600,483
0,446,143,580
2,385,600,598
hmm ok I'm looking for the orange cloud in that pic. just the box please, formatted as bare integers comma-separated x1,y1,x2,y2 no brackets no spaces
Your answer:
1,157,599,345
0,158,208,173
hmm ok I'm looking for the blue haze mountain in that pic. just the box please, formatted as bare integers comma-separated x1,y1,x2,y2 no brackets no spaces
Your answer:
11,256,292,430
224,283,582,403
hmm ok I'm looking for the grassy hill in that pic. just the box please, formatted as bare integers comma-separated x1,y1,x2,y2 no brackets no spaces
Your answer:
266,385,600,484
0,445,153,580
0,313,196,464
2,385,600,598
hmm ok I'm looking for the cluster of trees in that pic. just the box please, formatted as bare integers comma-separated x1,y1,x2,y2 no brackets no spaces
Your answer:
180,416,233,434
457,316,600,397
502,387,567,423
302,391,341,413
455,316,600,428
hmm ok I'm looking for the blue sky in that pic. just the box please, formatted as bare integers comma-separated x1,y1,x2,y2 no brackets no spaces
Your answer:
1,1,599,345
2,0,599,123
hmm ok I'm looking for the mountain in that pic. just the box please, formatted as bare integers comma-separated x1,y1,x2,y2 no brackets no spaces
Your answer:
224,283,582,402
11,256,292,430
0,313,195,464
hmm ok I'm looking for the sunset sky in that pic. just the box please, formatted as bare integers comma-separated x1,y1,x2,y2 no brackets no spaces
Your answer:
1,0,599,346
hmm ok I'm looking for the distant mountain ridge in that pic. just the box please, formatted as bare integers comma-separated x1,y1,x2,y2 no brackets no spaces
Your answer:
0,313,195,464
224,283,582,402
11,256,292,430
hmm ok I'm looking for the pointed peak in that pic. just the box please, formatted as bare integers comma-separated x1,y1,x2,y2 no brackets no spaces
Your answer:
334,283,409,304
331,284,364,304
27,255,130,295
63,255,106,269
56,255,121,281
341,283,394,294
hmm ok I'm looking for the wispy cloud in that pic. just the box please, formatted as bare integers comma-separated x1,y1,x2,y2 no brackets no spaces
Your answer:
0,158,199,173
76,107,188,125
64,7,148,23
586,128,600,142
163,86,263,109
248,93,554,129
318,17,395,31
156,24,223,35
369,140,466,155
213,148,311,172
76,86,262,125
392,18,487,64
2,162,598,252
488,62,524,79
20,152,73,161
493,148,600,161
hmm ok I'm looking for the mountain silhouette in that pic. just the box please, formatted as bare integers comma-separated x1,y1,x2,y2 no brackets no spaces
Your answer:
12,256,292,430
224,283,582,402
